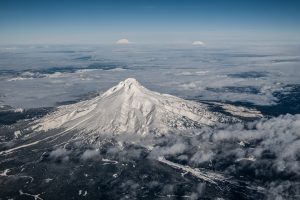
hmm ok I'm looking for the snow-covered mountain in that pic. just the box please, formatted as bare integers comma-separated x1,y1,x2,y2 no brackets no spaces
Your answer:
32,78,251,135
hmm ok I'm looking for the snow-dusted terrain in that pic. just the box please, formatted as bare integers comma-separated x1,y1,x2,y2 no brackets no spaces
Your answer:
32,78,261,135
0,77,298,199
158,157,228,185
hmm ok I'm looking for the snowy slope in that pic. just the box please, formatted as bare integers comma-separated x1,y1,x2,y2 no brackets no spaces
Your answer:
32,78,244,135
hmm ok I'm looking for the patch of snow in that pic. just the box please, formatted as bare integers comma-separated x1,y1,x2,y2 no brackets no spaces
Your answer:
238,141,246,147
14,130,22,139
0,169,10,176
235,156,256,162
44,178,53,183
0,141,40,155
219,103,263,118
19,190,44,200
102,158,118,165
158,157,227,185
181,171,188,177
83,191,88,196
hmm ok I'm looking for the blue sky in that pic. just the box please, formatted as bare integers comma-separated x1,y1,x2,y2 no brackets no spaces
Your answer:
1,0,300,44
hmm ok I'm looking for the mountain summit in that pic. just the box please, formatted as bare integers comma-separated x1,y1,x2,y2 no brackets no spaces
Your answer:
33,78,235,135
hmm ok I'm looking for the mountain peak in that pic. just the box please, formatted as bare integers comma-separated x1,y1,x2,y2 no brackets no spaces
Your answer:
118,77,142,91
123,78,140,85
33,78,237,136
101,78,145,97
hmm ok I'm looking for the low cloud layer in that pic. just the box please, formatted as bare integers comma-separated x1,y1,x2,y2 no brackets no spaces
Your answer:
97,114,300,199
1,45,299,108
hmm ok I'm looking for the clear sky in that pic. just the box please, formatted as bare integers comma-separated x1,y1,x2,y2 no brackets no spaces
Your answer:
1,0,300,44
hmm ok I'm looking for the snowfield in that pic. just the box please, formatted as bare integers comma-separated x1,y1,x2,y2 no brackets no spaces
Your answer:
32,78,261,135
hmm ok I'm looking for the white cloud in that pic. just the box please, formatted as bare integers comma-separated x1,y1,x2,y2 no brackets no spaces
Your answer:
81,149,100,160
116,38,131,44
49,148,70,162
192,41,205,45
49,148,69,158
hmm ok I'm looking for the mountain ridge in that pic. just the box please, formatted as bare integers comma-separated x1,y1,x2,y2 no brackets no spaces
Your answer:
32,78,247,135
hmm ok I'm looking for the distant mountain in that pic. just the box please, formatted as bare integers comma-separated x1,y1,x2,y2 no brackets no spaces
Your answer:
32,78,257,135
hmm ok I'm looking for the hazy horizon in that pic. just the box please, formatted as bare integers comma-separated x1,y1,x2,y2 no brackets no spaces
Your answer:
1,0,300,45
